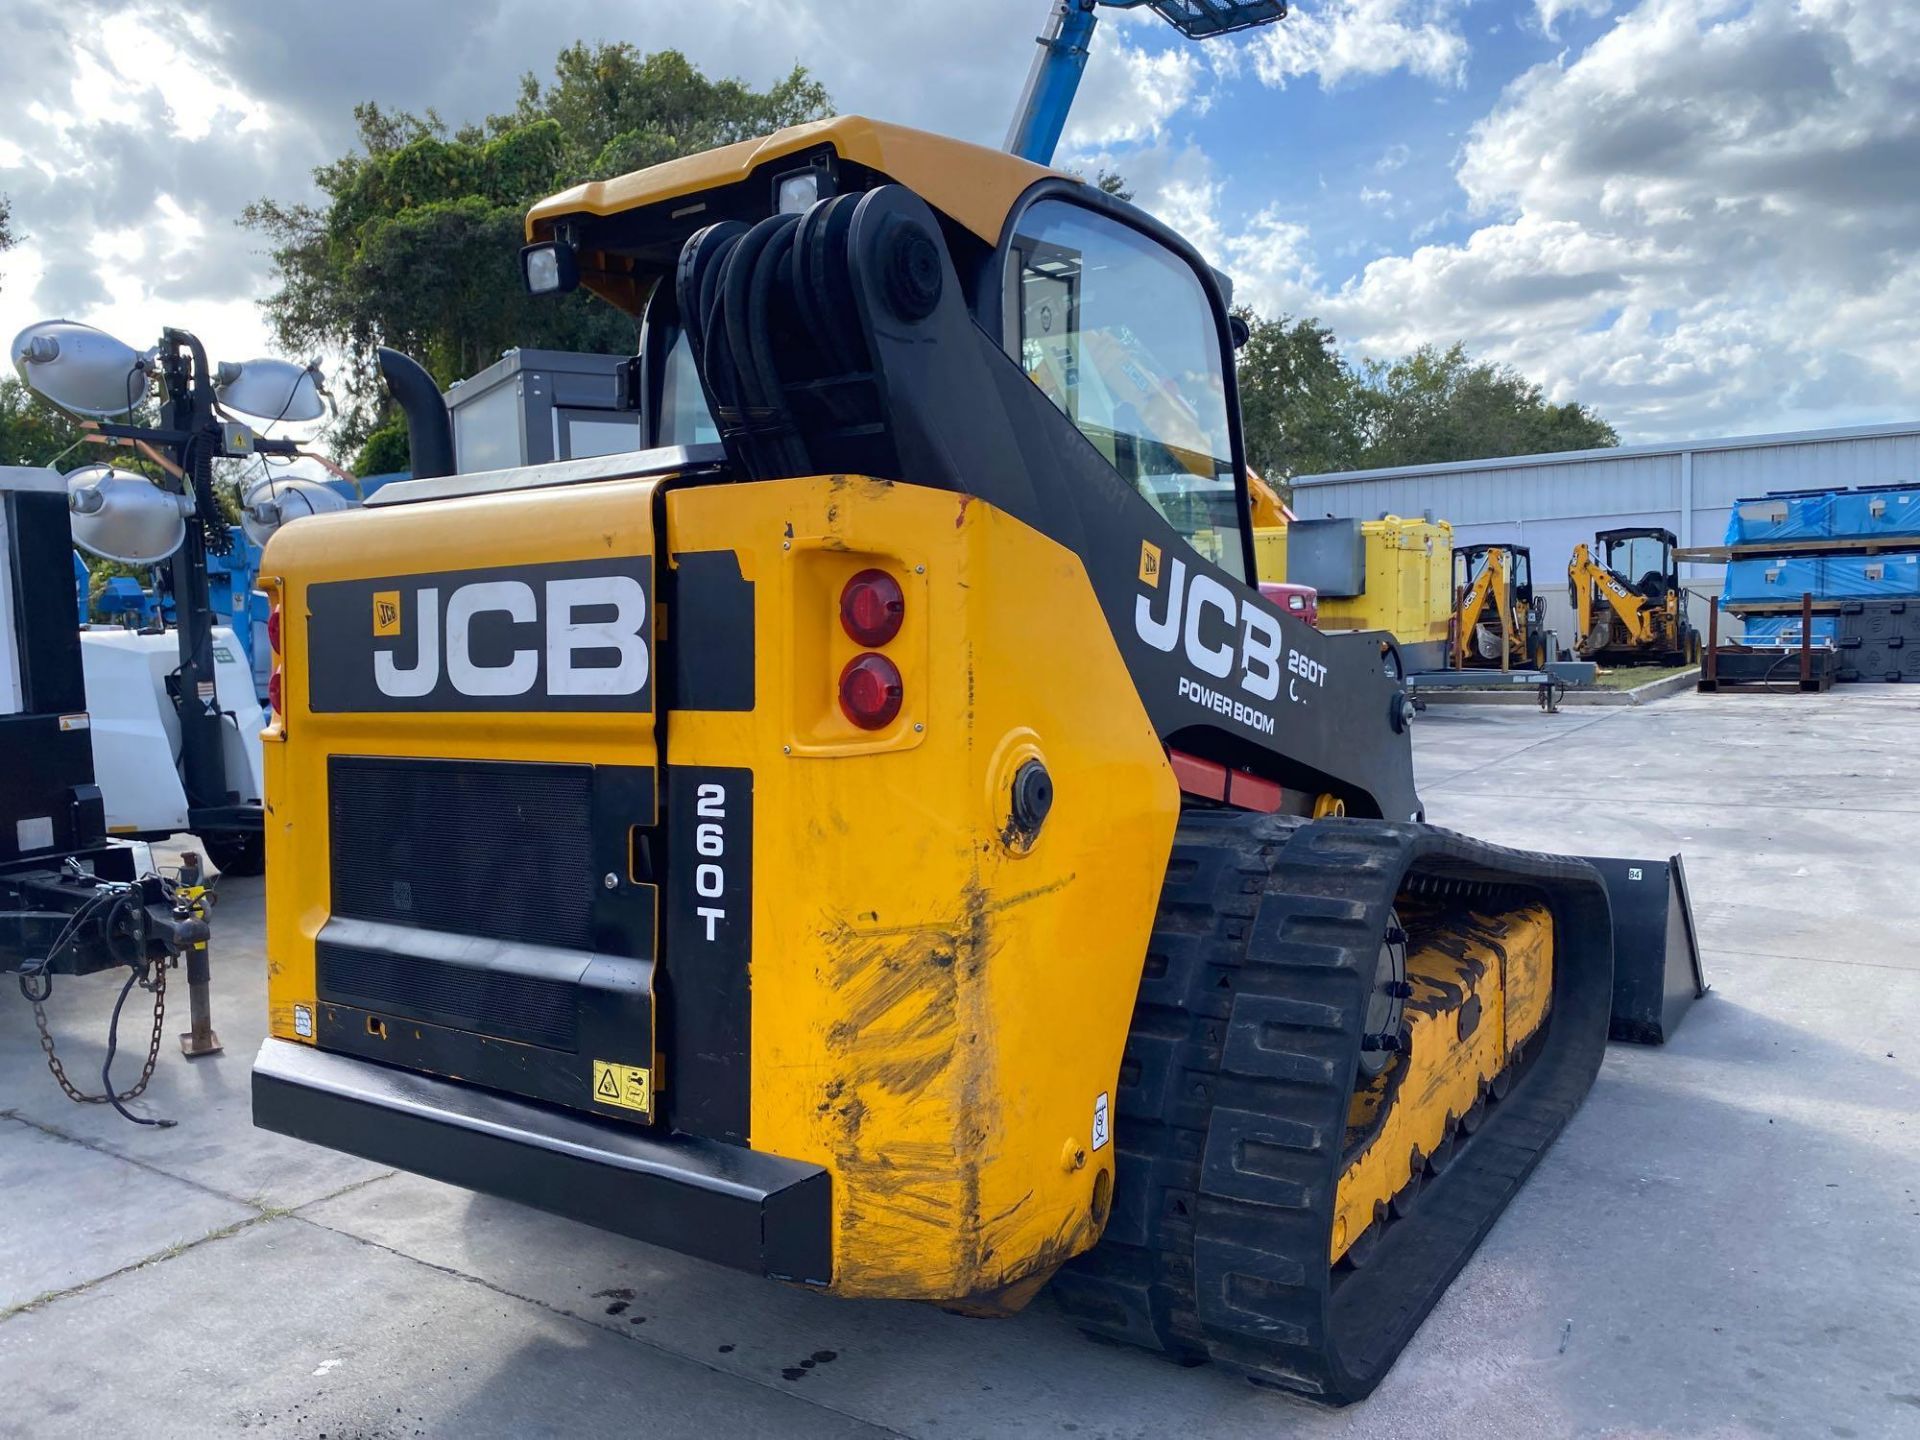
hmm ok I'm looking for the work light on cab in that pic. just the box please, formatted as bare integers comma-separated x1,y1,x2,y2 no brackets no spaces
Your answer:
839,653,903,729
840,568,905,646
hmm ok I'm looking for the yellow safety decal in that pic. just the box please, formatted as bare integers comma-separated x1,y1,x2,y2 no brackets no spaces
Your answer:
372,590,402,636
1139,540,1162,587
592,1060,653,1115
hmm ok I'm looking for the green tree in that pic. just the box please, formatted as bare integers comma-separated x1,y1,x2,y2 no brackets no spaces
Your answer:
1233,309,1366,483
352,416,411,476
1355,342,1617,469
0,376,89,467
1232,315,1618,482
0,192,16,301
244,45,832,453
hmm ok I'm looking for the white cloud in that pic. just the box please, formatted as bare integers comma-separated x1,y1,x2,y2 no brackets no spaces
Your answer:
1535,0,1614,38
1194,0,1920,440
1251,1,1470,90
1064,37,1205,148
6,0,1918,448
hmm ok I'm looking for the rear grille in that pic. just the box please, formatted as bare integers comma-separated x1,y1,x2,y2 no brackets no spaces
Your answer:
328,756,594,951
316,936,579,1050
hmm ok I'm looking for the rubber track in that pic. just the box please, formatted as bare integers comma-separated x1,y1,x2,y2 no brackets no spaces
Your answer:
1050,811,1614,1404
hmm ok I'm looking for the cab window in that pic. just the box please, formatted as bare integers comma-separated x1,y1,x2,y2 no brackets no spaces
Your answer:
1003,199,1244,578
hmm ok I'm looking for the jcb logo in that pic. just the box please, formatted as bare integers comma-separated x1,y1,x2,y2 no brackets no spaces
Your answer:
307,557,653,714
1135,554,1328,717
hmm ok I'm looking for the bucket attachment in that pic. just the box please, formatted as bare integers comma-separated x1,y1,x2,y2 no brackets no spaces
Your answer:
1584,854,1708,1044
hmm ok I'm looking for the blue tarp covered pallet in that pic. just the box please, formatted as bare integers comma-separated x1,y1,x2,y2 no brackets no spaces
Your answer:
1725,555,1827,604
1826,552,1920,598
1725,485,1920,547
1832,488,1920,539
1741,615,1839,647
1726,493,1832,544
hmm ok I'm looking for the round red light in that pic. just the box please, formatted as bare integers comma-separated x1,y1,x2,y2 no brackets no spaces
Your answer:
266,605,282,655
267,669,283,715
839,568,905,647
838,653,903,730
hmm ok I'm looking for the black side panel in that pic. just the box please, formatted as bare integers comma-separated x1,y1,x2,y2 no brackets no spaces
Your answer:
671,550,755,711
8,492,87,715
0,715,98,862
1,492,98,861
253,1038,830,1283
662,764,754,1142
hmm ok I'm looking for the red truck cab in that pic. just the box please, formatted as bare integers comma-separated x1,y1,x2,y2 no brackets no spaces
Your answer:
1259,580,1319,628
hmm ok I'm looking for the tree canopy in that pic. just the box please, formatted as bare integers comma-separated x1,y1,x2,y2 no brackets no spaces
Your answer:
243,43,1614,480
1233,311,1617,486
244,44,832,464
0,376,95,470
0,193,15,297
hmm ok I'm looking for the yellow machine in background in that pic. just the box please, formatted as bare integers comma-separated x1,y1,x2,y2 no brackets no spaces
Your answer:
1569,527,1700,666
1276,515,1453,671
250,114,1703,1407
1453,543,1545,670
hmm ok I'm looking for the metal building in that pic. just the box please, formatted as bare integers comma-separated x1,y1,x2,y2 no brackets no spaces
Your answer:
1290,420,1920,643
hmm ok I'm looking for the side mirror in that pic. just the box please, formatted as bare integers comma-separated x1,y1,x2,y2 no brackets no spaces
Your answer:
1228,313,1251,351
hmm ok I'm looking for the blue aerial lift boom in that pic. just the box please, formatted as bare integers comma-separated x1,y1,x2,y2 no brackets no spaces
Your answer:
1004,0,1287,165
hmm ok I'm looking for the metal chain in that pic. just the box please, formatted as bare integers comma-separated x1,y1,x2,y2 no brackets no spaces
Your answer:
30,958,169,1105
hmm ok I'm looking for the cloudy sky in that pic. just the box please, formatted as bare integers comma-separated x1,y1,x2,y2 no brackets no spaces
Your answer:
3,0,1915,445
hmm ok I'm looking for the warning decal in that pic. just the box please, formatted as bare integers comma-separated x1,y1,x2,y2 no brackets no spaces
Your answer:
591,1060,653,1116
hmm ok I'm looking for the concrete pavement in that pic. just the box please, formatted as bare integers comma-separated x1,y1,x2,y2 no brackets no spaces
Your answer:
3,686,1916,1438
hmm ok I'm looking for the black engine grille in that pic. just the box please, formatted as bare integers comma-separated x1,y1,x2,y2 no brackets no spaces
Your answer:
328,756,594,951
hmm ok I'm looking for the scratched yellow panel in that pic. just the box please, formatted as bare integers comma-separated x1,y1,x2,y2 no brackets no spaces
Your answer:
669,476,1179,1302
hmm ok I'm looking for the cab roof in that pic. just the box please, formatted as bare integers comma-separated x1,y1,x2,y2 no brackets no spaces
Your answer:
526,116,1072,314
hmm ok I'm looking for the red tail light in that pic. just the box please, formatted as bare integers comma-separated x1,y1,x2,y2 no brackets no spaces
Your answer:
839,653,903,729
840,568,904,647
267,601,284,718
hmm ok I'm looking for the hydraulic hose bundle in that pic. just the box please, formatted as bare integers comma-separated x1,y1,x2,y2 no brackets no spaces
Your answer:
676,191,916,483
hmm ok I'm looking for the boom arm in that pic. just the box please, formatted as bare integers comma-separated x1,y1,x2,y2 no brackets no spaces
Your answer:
1568,542,1652,645
1005,1,1288,164
1455,550,1510,664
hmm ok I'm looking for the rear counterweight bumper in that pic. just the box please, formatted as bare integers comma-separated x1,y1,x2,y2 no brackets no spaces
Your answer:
251,1039,831,1284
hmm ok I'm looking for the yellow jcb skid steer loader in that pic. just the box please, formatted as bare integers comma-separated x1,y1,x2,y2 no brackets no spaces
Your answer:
250,116,1704,1404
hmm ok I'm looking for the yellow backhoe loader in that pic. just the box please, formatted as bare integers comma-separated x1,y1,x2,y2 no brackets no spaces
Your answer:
250,116,1703,1404
1453,543,1545,669
1569,527,1700,666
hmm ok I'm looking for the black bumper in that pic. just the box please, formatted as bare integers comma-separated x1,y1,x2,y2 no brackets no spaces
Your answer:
252,1039,831,1284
